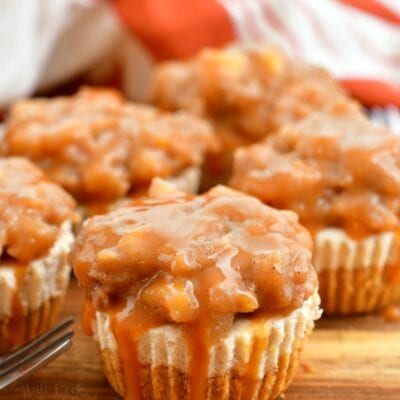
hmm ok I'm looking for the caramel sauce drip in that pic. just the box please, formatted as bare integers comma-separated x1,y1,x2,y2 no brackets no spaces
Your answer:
184,321,210,400
112,301,165,400
111,314,142,400
241,320,269,400
82,300,143,400
101,306,280,400
103,303,225,400
10,275,26,346
82,300,96,336
0,262,28,352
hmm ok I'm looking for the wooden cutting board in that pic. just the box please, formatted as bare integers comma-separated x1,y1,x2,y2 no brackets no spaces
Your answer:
2,279,400,399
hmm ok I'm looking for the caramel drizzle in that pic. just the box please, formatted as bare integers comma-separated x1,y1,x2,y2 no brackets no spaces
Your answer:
111,314,142,400
107,308,212,399
109,303,161,400
1,265,27,353
184,321,210,400
82,300,95,336
84,302,286,400
241,332,268,400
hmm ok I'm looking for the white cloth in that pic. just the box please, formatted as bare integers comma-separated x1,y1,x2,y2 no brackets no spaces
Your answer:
0,0,121,107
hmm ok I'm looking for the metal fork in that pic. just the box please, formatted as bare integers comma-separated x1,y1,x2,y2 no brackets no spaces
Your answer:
0,318,74,390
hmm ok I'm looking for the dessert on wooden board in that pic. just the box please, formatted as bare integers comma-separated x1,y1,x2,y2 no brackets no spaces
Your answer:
0,157,77,354
70,179,321,399
1,41,399,399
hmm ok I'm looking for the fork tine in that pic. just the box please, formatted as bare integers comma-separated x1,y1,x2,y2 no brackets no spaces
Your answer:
0,330,74,378
0,331,73,390
0,318,74,367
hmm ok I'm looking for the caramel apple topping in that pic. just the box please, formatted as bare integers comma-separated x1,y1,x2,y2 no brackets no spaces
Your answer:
72,181,316,320
231,105,400,238
4,87,218,202
0,157,76,263
151,45,357,141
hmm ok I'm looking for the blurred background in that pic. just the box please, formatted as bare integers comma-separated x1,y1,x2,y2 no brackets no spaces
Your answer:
1,0,399,109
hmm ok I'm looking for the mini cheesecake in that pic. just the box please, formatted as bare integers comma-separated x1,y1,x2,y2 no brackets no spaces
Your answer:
71,179,320,399
0,157,77,353
230,104,400,314
150,44,358,188
3,87,218,214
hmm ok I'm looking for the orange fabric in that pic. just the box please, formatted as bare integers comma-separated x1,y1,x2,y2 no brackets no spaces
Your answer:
113,0,400,107
341,79,400,107
339,0,400,24
113,0,235,60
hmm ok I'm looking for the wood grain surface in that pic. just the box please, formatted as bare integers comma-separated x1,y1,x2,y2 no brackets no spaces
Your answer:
2,278,400,400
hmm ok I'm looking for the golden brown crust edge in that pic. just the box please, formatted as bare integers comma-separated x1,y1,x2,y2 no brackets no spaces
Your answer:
0,295,66,354
318,266,400,315
99,329,312,400
95,299,318,400
314,229,400,315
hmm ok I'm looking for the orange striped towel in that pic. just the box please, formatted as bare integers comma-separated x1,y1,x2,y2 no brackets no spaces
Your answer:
0,0,399,107
114,0,400,106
